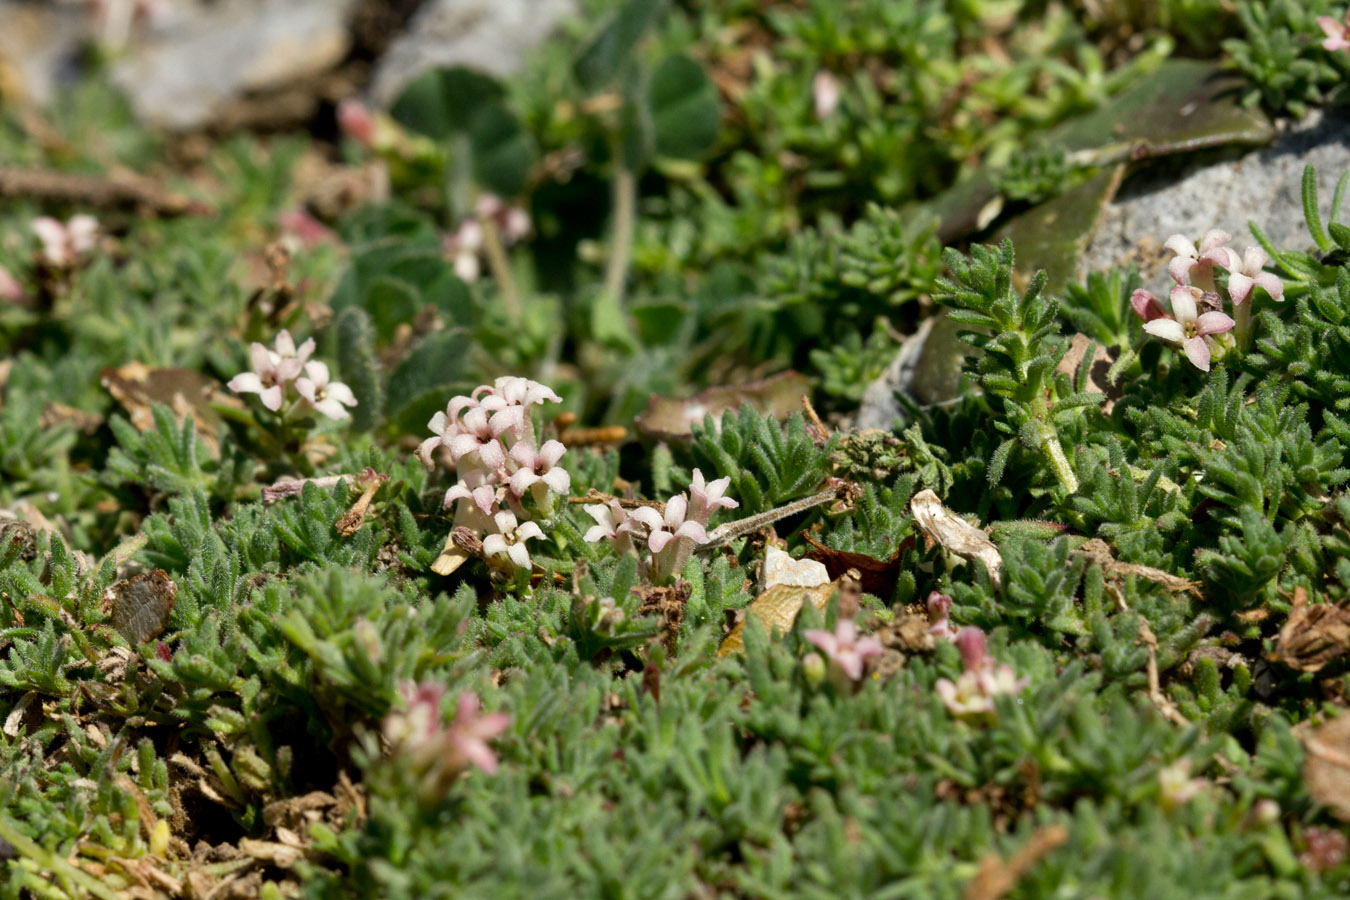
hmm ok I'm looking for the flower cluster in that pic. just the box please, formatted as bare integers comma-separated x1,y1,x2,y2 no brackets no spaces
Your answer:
418,377,570,572
227,330,357,420
583,469,737,582
443,195,532,283
804,618,883,684
935,626,1027,720
1131,229,1285,371
31,215,99,267
383,682,511,802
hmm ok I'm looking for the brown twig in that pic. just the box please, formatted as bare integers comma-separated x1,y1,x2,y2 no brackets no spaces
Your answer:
1105,582,1189,728
0,166,209,217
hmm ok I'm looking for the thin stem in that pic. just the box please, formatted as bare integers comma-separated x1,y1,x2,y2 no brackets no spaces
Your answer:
1233,298,1253,351
480,216,521,322
700,488,838,551
602,165,636,307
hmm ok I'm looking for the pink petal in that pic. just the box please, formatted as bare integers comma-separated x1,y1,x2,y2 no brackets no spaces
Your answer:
1197,229,1231,254
249,342,274,374
517,521,545,542
1195,311,1235,336
542,468,571,494
509,469,540,497
838,653,864,681
647,530,674,554
627,507,665,531
1163,234,1198,258
1182,337,1211,372
478,439,506,471
1254,272,1284,303
664,494,689,528
295,377,318,404
259,385,285,411
805,630,838,655
538,439,567,467
674,521,709,544
482,534,508,558
315,398,352,420
326,382,357,407
1226,272,1254,307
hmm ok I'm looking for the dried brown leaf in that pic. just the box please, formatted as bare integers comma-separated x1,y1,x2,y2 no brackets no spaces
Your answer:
718,570,861,656
104,569,177,646
634,371,812,440
911,489,1003,589
1304,716,1350,821
1274,587,1350,673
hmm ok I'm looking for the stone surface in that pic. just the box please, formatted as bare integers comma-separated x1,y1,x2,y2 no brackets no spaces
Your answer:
1082,108,1350,298
111,0,362,131
0,3,86,106
368,0,576,108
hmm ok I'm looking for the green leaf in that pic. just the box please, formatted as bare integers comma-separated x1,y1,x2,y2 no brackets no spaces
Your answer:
468,104,537,196
573,0,664,92
390,68,504,141
335,307,382,432
363,276,421,341
385,331,475,432
648,54,720,161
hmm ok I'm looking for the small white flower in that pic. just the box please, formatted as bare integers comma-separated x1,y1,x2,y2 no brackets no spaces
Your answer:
31,214,100,266
1224,246,1284,307
295,360,357,420
507,439,571,497
227,330,314,411
1164,230,1232,291
1141,285,1236,372
628,494,709,554
481,509,544,570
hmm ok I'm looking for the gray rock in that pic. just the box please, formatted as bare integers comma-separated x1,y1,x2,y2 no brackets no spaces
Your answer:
0,2,87,106
111,0,362,131
1082,108,1350,299
368,0,576,108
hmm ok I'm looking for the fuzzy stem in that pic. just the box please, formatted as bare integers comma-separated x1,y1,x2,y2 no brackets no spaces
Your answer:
480,216,521,322
602,165,636,307
700,488,838,551
1042,433,1078,494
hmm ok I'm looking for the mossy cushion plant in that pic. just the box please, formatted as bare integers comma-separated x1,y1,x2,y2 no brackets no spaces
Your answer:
4,1,1350,898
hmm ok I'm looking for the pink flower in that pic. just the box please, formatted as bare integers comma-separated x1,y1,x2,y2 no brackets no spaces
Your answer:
1141,285,1235,372
279,208,338,250
445,691,512,774
31,214,99,266
384,681,446,748
628,494,709,554
492,376,561,408
337,99,376,148
1223,246,1284,307
481,509,544,570
1164,230,1232,291
227,330,314,411
0,265,23,302
582,499,637,557
1317,15,1350,52
295,360,357,420
447,405,518,470
1130,289,1169,323
508,439,570,497
444,467,502,516
804,618,883,681
688,468,738,525
927,591,956,641
936,626,1028,720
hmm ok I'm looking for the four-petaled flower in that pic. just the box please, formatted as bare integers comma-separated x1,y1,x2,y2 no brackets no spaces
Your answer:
582,499,635,556
629,494,709,554
32,215,99,267
508,439,571,498
1164,230,1231,291
935,626,1028,720
804,619,883,681
227,330,314,411
1142,285,1235,372
482,509,544,570
1318,15,1350,52
296,360,358,420
1222,246,1284,307
688,468,739,525
448,405,519,471
445,690,513,774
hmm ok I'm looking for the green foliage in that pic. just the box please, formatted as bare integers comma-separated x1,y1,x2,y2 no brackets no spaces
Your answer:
688,408,833,517
1223,0,1349,116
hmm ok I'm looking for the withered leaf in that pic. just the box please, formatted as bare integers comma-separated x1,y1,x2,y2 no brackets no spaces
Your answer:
801,532,910,598
718,570,862,657
1274,587,1350,673
101,362,242,458
910,489,1003,589
104,569,177,646
1303,715,1350,821
634,371,812,440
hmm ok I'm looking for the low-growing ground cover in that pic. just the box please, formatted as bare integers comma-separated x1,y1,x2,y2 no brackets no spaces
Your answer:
4,1,1350,897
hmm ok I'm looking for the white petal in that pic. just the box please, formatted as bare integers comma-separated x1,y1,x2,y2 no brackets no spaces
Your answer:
482,534,507,558
1195,311,1235,336
1163,235,1198,258
260,385,285,411
228,372,264,394
1169,286,1198,324
1182,337,1211,372
516,521,545,542
326,382,357,407
304,360,330,385
1142,319,1185,343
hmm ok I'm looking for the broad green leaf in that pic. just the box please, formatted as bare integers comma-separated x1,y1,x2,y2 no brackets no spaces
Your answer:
573,0,664,92
648,54,720,161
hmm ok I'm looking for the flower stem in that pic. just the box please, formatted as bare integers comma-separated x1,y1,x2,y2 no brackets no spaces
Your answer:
1233,299,1253,351
1042,433,1078,494
480,216,521,322
602,164,636,308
